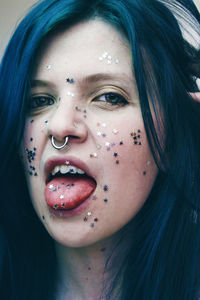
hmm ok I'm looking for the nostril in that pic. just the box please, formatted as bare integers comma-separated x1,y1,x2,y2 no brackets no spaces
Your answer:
70,135,79,139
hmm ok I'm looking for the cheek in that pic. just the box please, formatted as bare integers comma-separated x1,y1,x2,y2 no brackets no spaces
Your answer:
92,121,157,216
20,118,47,178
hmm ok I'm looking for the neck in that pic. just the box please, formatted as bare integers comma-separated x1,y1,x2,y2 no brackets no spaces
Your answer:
55,233,124,300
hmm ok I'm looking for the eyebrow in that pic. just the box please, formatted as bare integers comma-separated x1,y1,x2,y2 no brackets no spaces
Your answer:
31,72,135,89
78,73,134,85
31,79,53,88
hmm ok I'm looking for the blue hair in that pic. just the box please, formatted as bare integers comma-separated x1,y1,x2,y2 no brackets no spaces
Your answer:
0,0,200,299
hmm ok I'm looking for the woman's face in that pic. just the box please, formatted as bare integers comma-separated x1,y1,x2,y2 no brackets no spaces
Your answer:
21,19,158,247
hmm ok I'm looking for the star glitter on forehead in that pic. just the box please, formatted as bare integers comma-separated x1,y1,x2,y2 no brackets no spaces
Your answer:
67,91,74,97
66,78,74,83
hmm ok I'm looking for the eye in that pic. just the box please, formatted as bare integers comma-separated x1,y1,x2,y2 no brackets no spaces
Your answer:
94,92,128,106
30,96,55,109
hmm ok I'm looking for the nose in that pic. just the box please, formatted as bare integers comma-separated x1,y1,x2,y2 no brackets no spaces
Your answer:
47,98,88,147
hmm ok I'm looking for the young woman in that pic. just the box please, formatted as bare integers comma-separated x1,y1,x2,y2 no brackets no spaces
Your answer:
0,0,200,299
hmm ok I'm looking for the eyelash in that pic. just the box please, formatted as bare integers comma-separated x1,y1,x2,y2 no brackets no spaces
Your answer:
93,92,128,106
29,92,128,111
30,96,55,109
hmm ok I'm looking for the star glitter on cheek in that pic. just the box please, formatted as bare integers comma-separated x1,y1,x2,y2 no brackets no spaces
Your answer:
83,109,87,119
130,129,142,145
89,153,98,158
97,131,102,136
103,185,108,191
105,142,111,151
25,146,38,176
112,129,119,135
75,106,82,112
96,144,102,150
46,64,52,70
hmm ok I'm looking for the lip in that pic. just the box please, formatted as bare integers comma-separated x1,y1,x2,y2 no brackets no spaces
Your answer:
44,155,93,184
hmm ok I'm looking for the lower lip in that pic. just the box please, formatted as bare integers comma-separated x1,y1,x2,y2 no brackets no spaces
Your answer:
48,194,93,217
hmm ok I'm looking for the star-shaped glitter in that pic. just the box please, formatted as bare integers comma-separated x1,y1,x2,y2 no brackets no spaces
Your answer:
97,131,101,136
103,185,108,191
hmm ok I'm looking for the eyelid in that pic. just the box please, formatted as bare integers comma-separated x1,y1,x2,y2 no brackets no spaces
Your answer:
31,92,56,98
88,85,131,102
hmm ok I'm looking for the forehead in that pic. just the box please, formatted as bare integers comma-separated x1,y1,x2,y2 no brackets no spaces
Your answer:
33,19,133,79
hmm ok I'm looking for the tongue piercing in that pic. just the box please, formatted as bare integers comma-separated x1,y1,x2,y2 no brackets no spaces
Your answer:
51,136,69,150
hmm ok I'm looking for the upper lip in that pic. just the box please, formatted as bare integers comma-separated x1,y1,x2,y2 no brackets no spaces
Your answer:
44,156,93,184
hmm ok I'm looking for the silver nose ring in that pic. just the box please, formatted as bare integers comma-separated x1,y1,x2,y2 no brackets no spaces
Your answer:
51,136,69,150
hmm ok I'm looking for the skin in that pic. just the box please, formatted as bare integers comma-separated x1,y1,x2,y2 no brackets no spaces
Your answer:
21,19,158,299
191,92,200,102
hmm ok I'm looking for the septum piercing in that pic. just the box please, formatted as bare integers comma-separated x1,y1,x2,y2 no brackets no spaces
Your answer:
51,136,69,150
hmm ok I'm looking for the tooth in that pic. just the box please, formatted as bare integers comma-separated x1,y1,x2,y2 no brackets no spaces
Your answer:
77,168,85,174
60,165,69,174
51,165,60,175
69,166,77,174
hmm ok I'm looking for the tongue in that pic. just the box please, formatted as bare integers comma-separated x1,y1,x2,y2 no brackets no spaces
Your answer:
45,176,96,210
